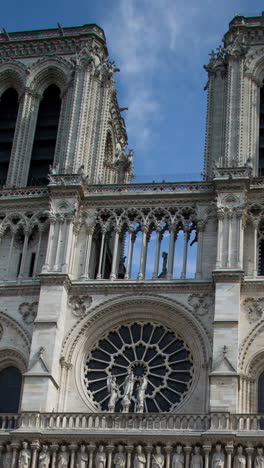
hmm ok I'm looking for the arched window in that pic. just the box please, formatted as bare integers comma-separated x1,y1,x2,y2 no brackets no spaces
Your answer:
27,84,61,186
0,88,19,186
0,366,22,413
103,132,115,183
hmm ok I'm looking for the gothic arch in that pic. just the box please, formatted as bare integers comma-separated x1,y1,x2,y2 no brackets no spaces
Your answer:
0,61,27,97
61,295,211,413
0,311,31,361
29,57,73,95
245,50,264,85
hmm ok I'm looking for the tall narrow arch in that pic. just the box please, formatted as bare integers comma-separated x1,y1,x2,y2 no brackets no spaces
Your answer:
0,88,19,187
258,372,264,413
27,84,61,186
259,83,264,176
103,132,115,183
0,366,22,413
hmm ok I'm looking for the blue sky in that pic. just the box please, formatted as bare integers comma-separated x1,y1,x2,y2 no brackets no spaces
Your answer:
2,0,264,181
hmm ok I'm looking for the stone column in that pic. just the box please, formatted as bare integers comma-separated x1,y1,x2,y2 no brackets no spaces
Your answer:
42,216,56,272
126,446,133,468
18,229,29,278
107,446,114,468
96,228,106,279
110,226,121,280
11,442,19,468
31,442,40,468
181,228,190,279
88,446,95,468
81,227,94,280
146,446,152,468
54,216,64,271
227,211,233,268
165,446,172,468
153,230,162,279
202,445,211,468
6,230,15,279
184,447,192,468
216,209,224,268
252,220,258,277
125,230,136,279
61,214,75,273
225,444,233,468
167,226,176,279
50,444,58,468
245,447,254,468
138,225,148,280
33,227,43,278
195,224,204,279
69,445,78,468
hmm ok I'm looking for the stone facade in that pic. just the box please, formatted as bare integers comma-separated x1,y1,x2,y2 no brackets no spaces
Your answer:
2,13,264,468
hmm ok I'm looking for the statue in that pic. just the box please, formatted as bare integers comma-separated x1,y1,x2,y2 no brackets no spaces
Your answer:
122,369,135,412
18,442,31,468
211,444,225,468
107,375,119,412
255,448,264,468
113,445,126,468
57,446,69,468
38,445,51,468
95,446,106,468
76,445,88,468
3,444,12,468
191,447,203,468
233,447,246,468
152,446,164,468
172,446,184,468
136,375,148,412
134,445,146,468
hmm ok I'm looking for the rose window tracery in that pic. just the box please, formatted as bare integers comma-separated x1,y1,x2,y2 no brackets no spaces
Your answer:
84,322,194,412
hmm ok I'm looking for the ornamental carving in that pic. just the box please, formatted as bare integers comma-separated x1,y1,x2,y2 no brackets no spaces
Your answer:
68,295,92,317
188,293,214,316
243,298,264,324
19,302,38,324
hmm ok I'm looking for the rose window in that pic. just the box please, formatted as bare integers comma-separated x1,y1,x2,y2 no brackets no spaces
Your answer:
84,322,194,412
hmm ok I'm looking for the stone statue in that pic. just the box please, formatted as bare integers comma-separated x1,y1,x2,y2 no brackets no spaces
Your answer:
38,445,51,468
113,445,126,468
95,446,106,468
18,441,31,468
172,445,184,468
107,375,119,412
76,445,88,468
122,368,135,412
134,445,146,468
255,448,264,468
3,444,12,468
233,447,246,468
136,375,148,412
57,446,69,468
191,447,203,468
152,446,164,468
211,444,225,468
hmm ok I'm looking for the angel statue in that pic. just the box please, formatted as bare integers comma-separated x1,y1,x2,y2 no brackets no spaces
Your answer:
107,375,119,412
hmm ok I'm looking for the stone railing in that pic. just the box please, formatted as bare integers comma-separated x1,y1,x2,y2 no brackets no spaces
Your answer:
85,182,213,194
1,412,264,433
0,187,48,199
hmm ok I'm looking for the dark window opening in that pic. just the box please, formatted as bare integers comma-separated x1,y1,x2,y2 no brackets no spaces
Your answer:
0,88,19,187
16,253,22,277
259,85,264,176
29,252,36,277
0,367,22,413
27,84,61,186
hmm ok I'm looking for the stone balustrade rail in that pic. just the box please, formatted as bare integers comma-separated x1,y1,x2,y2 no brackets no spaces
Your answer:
1,413,264,433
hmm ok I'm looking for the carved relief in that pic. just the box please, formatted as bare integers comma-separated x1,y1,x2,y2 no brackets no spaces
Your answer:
68,295,92,317
19,302,38,324
243,297,264,324
188,293,214,316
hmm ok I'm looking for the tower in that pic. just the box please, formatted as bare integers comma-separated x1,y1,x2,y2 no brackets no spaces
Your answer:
1,13,264,468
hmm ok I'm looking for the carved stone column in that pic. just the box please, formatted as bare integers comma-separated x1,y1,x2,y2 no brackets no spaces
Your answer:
126,446,133,468
138,225,149,280
195,223,204,279
18,229,29,278
10,442,20,468
31,442,40,468
125,229,136,279
216,208,224,268
50,444,59,468
54,216,65,271
252,219,258,277
69,444,78,468
184,447,192,468
107,446,114,468
165,445,172,468
202,445,211,468
152,229,162,279
245,447,254,468
181,228,190,279
42,216,56,272
81,226,94,280
167,226,176,279
110,226,121,280
88,446,95,468
226,211,233,268
96,227,107,279
225,444,233,468
146,446,152,468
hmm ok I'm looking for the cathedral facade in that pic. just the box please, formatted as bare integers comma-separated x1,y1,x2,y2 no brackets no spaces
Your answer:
1,12,264,468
